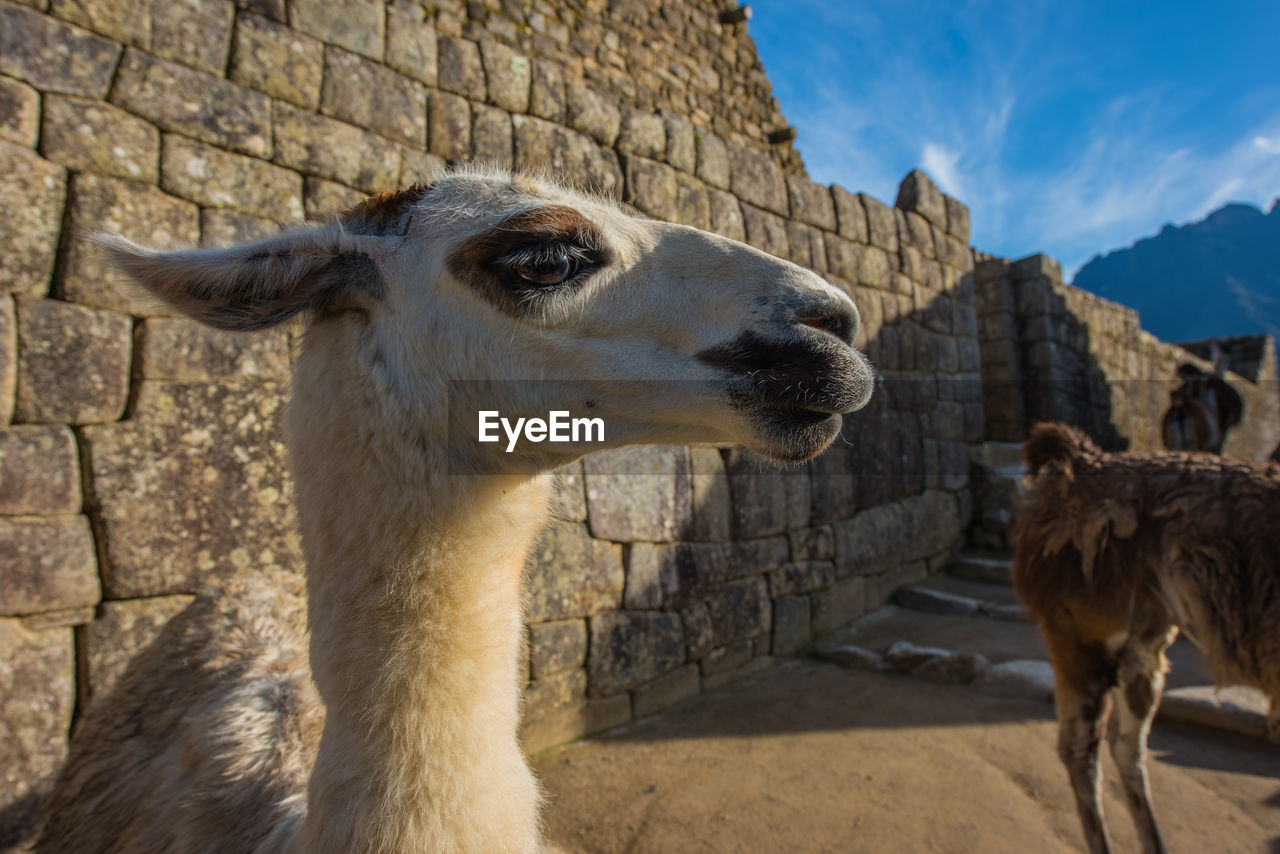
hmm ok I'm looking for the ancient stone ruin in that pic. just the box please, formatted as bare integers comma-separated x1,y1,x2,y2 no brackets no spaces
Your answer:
1,0,1277,846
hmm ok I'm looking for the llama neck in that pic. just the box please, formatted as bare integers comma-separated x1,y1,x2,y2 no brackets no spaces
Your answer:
286,320,550,854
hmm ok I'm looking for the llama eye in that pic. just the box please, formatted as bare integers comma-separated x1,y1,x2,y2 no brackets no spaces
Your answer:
513,253,576,286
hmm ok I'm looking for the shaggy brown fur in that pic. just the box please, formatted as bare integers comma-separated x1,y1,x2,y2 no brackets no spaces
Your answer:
1013,423,1280,854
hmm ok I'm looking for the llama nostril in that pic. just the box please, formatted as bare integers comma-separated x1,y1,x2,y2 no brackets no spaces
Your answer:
795,304,856,345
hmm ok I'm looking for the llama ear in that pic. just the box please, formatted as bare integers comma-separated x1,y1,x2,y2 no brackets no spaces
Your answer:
94,226,386,332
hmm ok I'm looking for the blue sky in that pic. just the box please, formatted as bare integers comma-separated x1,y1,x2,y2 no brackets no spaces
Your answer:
748,1,1280,278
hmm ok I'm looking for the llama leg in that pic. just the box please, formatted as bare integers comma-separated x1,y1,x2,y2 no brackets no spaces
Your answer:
1108,625,1176,854
1054,660,1116,854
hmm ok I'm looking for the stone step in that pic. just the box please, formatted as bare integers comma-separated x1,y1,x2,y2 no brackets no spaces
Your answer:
908,573,1022,607
816,604,1045,665
949,552,1014,584
815,603,1271,739
981,441,1025,470
892,583,1027,622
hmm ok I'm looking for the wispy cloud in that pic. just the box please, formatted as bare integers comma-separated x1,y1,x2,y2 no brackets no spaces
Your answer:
752,0,1280,281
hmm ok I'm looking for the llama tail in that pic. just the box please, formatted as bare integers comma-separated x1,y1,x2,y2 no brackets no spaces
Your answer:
1023,422,1097,476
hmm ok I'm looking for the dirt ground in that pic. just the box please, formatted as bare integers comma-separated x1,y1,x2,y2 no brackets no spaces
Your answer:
534,660,1280,854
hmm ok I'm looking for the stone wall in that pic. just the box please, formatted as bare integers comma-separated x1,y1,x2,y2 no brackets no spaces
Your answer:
975,253,1280,458
0,1,981,843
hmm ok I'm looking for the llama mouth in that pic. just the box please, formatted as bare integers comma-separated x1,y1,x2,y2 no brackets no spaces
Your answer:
698,330,874,417
745,404,845,462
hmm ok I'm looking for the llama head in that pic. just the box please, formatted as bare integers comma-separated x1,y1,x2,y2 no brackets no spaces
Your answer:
101,168,873,471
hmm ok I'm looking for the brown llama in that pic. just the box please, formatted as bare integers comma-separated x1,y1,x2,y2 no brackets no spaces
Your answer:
34,167,873,854
1160,351,1242,454
1013,422,1279,854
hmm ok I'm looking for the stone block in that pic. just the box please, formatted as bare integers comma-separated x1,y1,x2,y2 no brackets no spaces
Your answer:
680,602,713,661
81,381,301,597
0,3,121,97
481,39,531,113
79,594,194,706
699,639,751,676
528,618,587,679
48,0,150,45
437,34,485,100
386,0,438,87
617,110,665,160
673,175,711,231
427,89,471,161
707,576,769,646
623,154,678,220
662,112,695,173
767,561,835,597
689,447,731,542
303,177,365,221
895,169,946,228
399,148,448,187
0,515,99,615
786,221,826,272
788,525,834,562
521,690,630,755
811,575,867,634
273,101,400,192
291,0,385,61
471,103,514,165
525,520,623,621
725,536,789,581
902,210,936,258
1008,253,1062,283
583,446,691,542
0,143,66,298
587,610,684,696
320,47,427,148
524,667,586,717
631,663,698,718
724,449,793,538
0,296,12,424
41,95,159,183
624,543,662,610
656,542,728,611
528,59,566,122
694,131,730,190
61,173,199,314
161,135,303,222
707,188,745,242
740,203,788,259
0,76,39,146
810,445,854,524
727,140,786,215
860,193,898,254
111,49,271,158
238,0,286,23
831,184,868,243
566,81,620,147
14,297,131,424
550,461,587,522
0,619,73,840
0,426,79,515
153,0,235,75
786,175,836,230
832,500,903,576
771,595,811,656
200,208,277,246
136,317,290,383
230,11,324,109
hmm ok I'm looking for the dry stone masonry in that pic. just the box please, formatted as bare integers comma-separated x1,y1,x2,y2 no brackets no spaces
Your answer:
0,1,1276,847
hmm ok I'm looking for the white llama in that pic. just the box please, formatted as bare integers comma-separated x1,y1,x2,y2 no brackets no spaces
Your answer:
35,168,873,854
